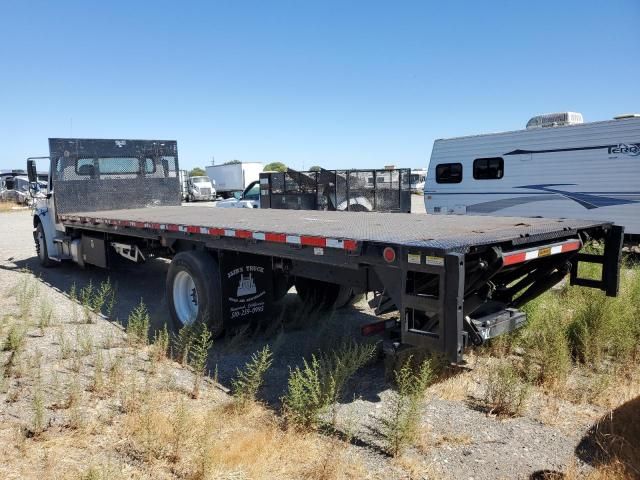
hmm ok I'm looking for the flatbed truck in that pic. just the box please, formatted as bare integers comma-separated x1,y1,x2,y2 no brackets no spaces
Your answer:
27,138,624,363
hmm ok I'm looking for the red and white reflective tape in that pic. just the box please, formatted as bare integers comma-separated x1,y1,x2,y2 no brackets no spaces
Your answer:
57,214,359,252
502,239,582,266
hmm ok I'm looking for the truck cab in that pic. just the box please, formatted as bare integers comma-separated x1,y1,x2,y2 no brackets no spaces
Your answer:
215,180,260,208
186,176,216,202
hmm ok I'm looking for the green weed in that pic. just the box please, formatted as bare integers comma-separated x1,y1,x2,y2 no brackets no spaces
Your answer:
189,323,213,399
283,341,376,429
483,362,529,417
376,357,433,457
232,345,273,407
126,299,150,345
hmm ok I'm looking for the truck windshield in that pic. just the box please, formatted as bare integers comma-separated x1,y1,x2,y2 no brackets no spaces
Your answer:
192,177,210,184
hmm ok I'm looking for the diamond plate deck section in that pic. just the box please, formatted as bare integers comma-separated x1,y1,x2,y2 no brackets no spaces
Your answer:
63,206,609,252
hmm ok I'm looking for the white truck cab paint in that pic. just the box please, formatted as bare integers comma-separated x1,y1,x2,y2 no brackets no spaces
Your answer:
186,176,216,202
216,180,261,208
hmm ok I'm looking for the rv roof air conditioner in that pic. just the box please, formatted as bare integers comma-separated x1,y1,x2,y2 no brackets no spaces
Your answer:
526,112,584,129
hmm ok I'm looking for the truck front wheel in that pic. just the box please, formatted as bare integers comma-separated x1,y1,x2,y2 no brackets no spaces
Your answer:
34,221,56,268
166,250,224,337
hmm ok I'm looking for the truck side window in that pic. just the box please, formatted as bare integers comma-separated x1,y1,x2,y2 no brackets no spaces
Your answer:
76,157,96,176
243,181,261,200
435,163,463,184
144,158,155,174
473,157,504,180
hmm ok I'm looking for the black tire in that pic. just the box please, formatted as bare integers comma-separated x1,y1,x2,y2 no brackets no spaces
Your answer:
294,277,343,310
348,204,370,212
273,273,292,302
166,250,224,337
334,287,365,309
34,221,57,268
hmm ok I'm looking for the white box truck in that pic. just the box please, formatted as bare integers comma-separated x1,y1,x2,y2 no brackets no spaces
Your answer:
423,112,640,241
206,162,263,198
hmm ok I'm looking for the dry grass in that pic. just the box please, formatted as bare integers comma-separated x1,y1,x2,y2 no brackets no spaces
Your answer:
0,271,373,480
2,258,638,479
0,200,25,212
123,396,367,479
477,260,640,476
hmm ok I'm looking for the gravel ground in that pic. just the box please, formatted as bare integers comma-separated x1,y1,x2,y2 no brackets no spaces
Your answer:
0,208,606,479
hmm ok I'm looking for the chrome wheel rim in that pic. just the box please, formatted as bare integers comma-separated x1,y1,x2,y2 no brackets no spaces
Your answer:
173,271,198,325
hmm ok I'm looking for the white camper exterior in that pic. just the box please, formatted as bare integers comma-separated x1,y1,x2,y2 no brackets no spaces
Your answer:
206,162,263,197
424,115,640,237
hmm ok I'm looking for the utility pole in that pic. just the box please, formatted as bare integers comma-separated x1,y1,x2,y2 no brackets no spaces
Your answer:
211,155,215,166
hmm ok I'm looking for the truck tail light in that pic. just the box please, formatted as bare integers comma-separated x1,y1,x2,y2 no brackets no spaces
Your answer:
383,247,396,263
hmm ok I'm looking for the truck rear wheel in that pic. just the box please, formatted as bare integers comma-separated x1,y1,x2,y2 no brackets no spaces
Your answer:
295,277,362,310
166,250,224,337
334,287,365,309
273,272,292,301
295,277,340,310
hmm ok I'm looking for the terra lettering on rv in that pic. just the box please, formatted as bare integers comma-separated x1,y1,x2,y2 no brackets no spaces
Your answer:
608,143,640,156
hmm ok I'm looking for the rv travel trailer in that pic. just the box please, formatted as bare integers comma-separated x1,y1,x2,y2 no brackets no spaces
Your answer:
424,113,640,240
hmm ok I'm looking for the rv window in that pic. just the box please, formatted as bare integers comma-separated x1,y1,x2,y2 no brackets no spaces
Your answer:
473,157,504,180
435,163,463,184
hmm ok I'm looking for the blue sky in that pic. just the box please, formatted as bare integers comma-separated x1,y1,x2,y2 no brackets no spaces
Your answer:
1,0,638,172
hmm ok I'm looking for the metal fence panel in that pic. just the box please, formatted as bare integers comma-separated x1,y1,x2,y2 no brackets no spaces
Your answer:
259,167,411,213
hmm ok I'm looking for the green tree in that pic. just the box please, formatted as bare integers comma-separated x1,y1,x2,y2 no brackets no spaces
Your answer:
264,162,287,173
309,165,321,172
189,167,206,177
224,159,242,165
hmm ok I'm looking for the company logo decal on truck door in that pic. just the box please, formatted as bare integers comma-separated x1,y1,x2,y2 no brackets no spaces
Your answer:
226,264,268,320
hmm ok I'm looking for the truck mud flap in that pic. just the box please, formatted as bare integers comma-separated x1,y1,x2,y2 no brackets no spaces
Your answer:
219,252,273,326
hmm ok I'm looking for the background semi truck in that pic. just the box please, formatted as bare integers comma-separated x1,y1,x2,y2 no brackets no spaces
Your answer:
206,162,263,198
27,138,623,364
179,170,216,202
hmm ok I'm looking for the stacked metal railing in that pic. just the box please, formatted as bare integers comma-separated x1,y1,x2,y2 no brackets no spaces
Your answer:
260,168,411,213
